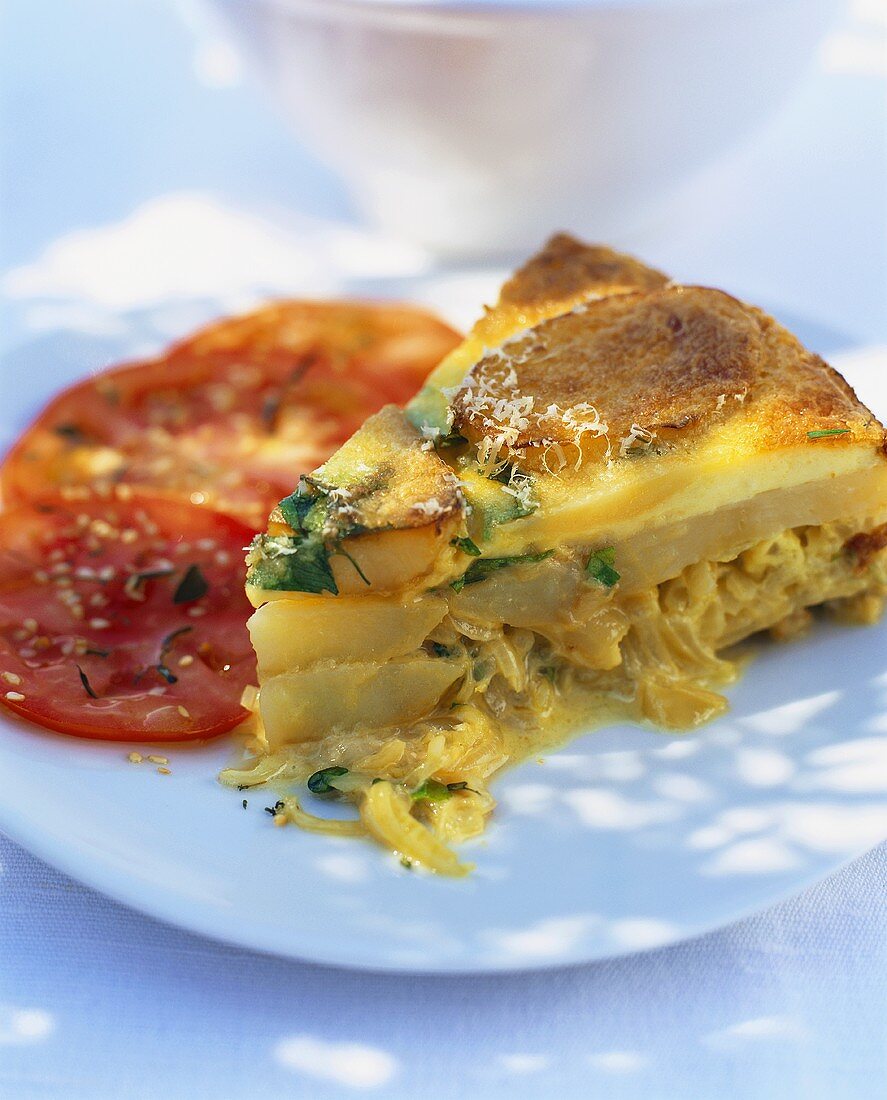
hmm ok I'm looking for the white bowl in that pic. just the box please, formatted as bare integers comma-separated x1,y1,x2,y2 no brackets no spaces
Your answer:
211,0,840,256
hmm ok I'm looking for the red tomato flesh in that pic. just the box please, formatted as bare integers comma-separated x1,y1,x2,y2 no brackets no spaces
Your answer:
1,301,461,528
0,491,256,741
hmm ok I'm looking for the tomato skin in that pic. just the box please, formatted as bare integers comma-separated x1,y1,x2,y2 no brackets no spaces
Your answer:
1,301,461,528
0,491,257,742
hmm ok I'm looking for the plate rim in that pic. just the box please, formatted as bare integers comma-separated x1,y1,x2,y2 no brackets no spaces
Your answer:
1,781,880,973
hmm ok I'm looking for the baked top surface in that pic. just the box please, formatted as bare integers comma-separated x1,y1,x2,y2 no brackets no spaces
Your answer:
252,235,887,590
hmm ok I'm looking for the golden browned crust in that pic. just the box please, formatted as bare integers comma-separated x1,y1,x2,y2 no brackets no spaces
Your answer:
499,233,669,310
465,236,671,352
453,281,886,463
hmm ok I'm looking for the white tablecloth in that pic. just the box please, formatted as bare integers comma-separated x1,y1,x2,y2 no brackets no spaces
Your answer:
1,2,885,1097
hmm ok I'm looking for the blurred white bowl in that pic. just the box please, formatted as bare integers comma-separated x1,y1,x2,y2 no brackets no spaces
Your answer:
210,0,840,256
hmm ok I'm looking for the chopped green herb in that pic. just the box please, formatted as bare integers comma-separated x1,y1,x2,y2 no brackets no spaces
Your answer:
445,781,477,794
278,489,320,533
585,546,620,587
451,550,554,592
307,766,349,794
248,534,339,596
411,778,453,803
452,536,481,556
173,563,209,604
264,800,285,816
807,428,850,440
399,855,414,870
84,646,111,658
428,641,454,658
75,664,99,699
459,469,537,541
242,799,248,809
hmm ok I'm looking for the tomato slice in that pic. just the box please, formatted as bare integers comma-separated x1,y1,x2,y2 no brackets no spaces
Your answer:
0,491,256,741
1,301,460,529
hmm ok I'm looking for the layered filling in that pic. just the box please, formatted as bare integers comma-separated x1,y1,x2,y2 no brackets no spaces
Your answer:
226,504,887,874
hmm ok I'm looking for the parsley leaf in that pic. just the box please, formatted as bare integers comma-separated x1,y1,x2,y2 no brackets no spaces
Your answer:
278,490,320,533
412,779,476,802
451,536,482,556
585,546,620,587
248,534,339,595
307,766,349,794
411,779,452,802
451,550,554,592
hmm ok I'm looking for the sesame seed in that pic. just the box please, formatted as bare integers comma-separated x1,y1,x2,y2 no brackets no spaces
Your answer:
4,691,25,702
127,751,144,764
2,671,22,685
147,754,168,764
89,618,111,630
18,648,36,659
70,606,85,620
115,484,133,501
120,529,138,544
157,766,171,775
177,654,194,667
177,705,190,719
32,570,49,584
187,607,206,618
22,618,38,634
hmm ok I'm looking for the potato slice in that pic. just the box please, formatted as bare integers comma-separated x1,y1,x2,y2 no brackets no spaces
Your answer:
249,594,447,676
259,654,464,747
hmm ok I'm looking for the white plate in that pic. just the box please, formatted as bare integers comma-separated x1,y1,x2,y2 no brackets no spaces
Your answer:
0,326,885,973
